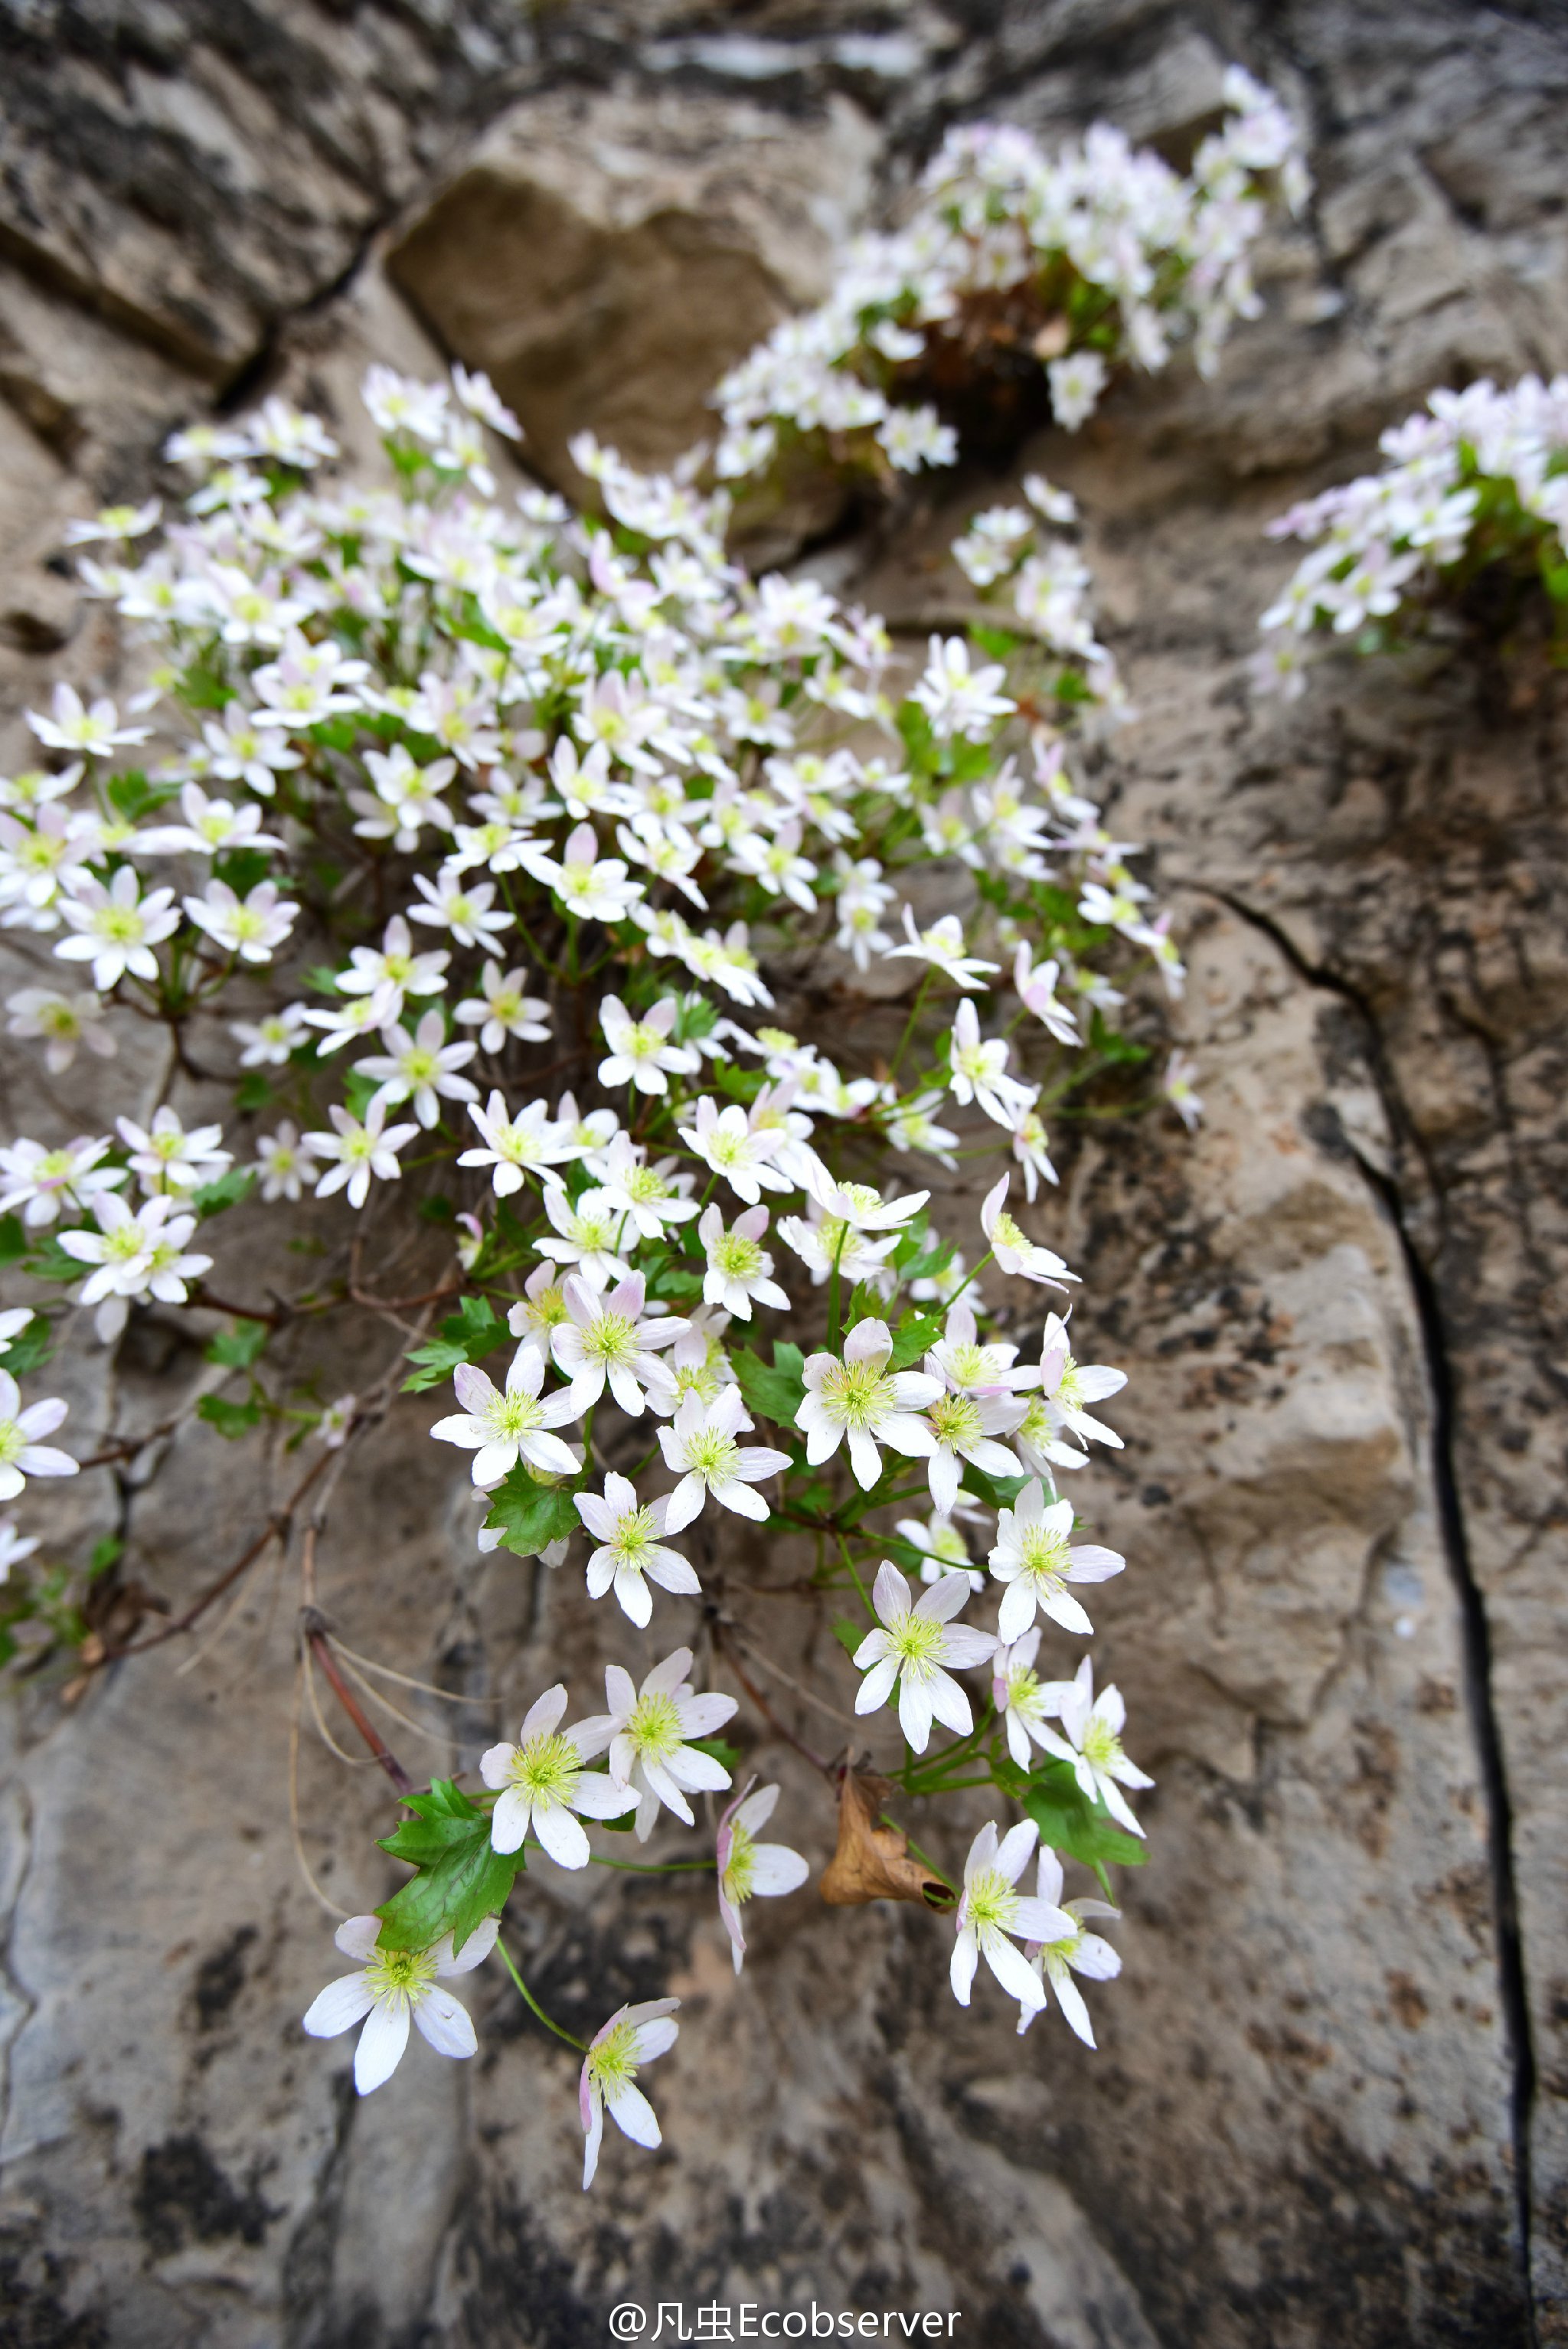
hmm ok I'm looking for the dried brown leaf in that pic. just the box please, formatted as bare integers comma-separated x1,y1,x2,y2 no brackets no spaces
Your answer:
818,1766,951,1909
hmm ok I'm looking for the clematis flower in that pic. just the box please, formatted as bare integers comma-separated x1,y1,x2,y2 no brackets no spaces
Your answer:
575,1646,738,1841
305,1096,419,1209
795,1318,940,1491
116,1106,231,1195
851,1559,993,1752
980,1174,1077,1290
678,1096,790,1204
459,1090,575,1197
697,1203,789,1321
1015,1846,1121,2045
479,1683,633,1863
949,1819,1073,2014
918,1382,1024,1516
533,1184,633,1292
1013,942,1079,1045
550,1273,689,1418
580,1998,681,2188
454,962,550,1054
597,995,698,1096
884,905,999,991
988,1478,1124,1641
0,1371,77,1501
430,1345,580,1486
656,1384,789,1531
988,1627,1058,1768
54,868,178,989
1034,1313,1126,1450
948,999,1036,1129
354,1011,478,1129
716,1781,809,1973
1035,1655,1154,1836
574,1472,701,1626
302,1913,498,2095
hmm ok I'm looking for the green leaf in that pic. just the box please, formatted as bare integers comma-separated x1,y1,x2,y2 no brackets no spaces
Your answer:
416,1193,456,1226
375,1816,521,1955
191,1168,256,1218
211,845,276,898
0,1318,54,1375
107,769,180,822
204,1318,269,1369
21,1237,87,1285
1086,1006,1150,1068
378,1779,492,1864
401,1339,470,1393
480,1469,580,1559
444,1295,509,1354
959,1459,1031,1511
88,1534,123,1579
831,1617,864,1657
0,1214,27,1267
234,1071,274,1113
197,1393,263,1439
688,1736,741,1774
889,1310,943,1370
998,1756,1146,1895
972,623,1021,661
645,1259,704,1303
731,1342,805,1428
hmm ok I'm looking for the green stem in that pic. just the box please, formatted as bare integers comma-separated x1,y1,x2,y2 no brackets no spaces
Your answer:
826,1217,851,1353
886,966,934,1090
838,1531,875,1621
495,1936,586,2050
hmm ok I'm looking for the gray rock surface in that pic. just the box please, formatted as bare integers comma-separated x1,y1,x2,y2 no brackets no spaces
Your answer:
1,5,1565,2346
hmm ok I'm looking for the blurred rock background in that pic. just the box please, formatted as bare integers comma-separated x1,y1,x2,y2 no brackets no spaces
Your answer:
0,4,1565,2344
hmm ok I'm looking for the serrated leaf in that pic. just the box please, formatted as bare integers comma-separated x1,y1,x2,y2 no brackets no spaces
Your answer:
889,1310,943,1370
0,1318,54,1375
204,1318,269,1368
731,1344,806,1428
377,1779,492,1864
481,1470,580,1559
191,1167,256,1217
402,1339,470,1393
375,1818,520,1955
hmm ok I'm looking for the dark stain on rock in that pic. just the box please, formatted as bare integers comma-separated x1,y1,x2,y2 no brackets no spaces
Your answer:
133,2133,275,2257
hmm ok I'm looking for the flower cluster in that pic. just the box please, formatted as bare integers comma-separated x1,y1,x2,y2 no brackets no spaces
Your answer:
711,67,1305,489
1253,371,1568,697
0,178,1211,2165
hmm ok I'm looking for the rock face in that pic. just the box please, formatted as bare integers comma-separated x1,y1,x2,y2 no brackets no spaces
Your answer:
2,5,1566,2347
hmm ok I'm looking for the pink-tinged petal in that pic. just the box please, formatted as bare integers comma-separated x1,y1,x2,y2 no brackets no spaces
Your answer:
353,1998,411,2093
490,1784,532,1854
897,1673,934,1753
749,1844,808,1897
519,1683,569,1743
643,1549,701,1597
1066,1544,1124,1583
604,1665,638,1716
15,1445,76,1478
950,1926,978,2007
582,2092,604,2189
675,1691,737,1739
1039,1587,1096,1636
996,1818,1039,1883
505,1344,546,1398
567,1713,616,1762
604,2078,661,2148
842,1318,891,1368
939,1625,995,1671
642,1647,694,1699
855,1656,899,1714
302,1973,374,2037
913,1570,970,1625
15,1397,66,1440
733,1784,779,1836
851,1629,889,1670
335,1915,384,1962
429,1413,485,1449
1070,1932,1122,1983
413,1985,477,2058
451,1362,499,1413
534,1801,592,1869
1013,1895,1075,1942
719,1888,746,1972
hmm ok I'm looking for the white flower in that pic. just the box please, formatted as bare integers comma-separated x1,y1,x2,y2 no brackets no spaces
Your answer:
1013,943,1079,1045
590,1134,698,1240
550,1272,688,1418
315,1394,356,1449
1035,1655,1154,1837
479,1684,632,1863
776,1202,898,1290
1035,1314,1125,1449
677,1096,790,1205
302,1913,498,2096
716,1782,809,1972
950,1819,1073,2013
335,913,450,1023
918,1381,1024,1516
884,906,998,990
6,985,116,1073
988,1478,1124,1641
27,682,151,756
305,1097,419,1209
1015,1847,1122,2046
580,1998,681,2188
796,1318,940,1491
798,1159,928,1233
897,1504,986,1594
657,1384,789,1531
0,1371,77,1502
407,867,514,950
62,498,162,547
458,1090,575,1197
116,1106,231,1195
0,1516,41,1583
910,636,1015,743
981,1174,1077,1289
518,822,640,923
597,995,698,1096
355,1011,478,1129
697,1202,789,1320
430,1346,580,1486
0,1135,124,1228
577,1645,739,1841
229,1003,309,1067
139,782,283,857
454,962,550,1055
1163,1049,1204,1131
877,403,957,472
988,1627,1057,1768
575,1472,701,1627
1047,349,1108,431
533,1184,633,1292
57,1191,212,1337
55,869,179,988
948,999,1035,1129
851,1559,992,1753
